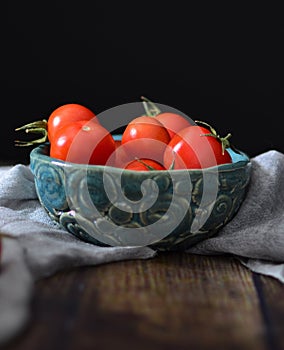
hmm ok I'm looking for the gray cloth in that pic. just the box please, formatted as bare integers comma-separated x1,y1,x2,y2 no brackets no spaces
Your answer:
0,164,155,345
0,149,284,344
186,150,284,275
0,238,33,345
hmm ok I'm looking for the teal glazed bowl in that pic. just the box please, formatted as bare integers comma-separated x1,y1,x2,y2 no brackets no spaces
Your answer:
29,142,251,251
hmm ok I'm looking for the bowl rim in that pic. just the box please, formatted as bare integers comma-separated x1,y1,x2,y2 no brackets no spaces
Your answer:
30,142,251,174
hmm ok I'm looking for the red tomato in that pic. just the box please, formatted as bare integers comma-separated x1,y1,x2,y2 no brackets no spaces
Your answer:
155,112,193,139
47,103,99,142
114,139,121,149
163,125,232,169
15,103,99,147
140,96,192,138
125,158,166,171
50,120,116,165
107,141,130,168
121,116,171,163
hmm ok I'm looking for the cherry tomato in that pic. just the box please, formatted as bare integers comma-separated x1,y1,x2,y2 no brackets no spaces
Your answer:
114,139,122,149
47,103,99,142
163,125,232,169
107,140,131,168
155,112,193,139
140,96,192,139
15,103,99,147
125,158,166,171
121,116,171,163
50,120,116,165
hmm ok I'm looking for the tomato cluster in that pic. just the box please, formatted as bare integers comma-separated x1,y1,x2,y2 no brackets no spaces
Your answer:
15,98,233,170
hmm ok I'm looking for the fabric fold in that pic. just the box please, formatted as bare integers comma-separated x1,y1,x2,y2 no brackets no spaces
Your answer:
0,238,33,345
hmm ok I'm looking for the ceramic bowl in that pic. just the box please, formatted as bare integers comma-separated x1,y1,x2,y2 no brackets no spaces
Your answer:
29,141,251,251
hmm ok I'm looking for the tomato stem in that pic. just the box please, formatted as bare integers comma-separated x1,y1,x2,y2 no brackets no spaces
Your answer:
134,157,157,170
141,96,161,117
15,119,48,146
195,120,232,155
168,151,176,170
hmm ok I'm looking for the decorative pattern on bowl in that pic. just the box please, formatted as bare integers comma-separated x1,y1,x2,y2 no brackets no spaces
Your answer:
30,143,251,251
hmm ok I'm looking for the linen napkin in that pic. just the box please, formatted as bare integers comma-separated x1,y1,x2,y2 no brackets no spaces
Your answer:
0,149,284,344
0,164,155,345
186,149,284,280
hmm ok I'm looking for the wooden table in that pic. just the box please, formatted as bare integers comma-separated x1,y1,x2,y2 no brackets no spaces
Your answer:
3,252,284,350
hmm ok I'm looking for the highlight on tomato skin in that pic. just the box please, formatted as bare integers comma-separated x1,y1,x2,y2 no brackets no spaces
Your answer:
163,125,232,170
50,120,116,165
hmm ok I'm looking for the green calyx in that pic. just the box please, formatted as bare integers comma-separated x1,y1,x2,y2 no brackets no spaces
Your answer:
195,120,232,155
15,119,48,146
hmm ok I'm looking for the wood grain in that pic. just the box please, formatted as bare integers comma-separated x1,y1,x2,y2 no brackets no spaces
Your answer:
256,275,284,350
3,253,280,350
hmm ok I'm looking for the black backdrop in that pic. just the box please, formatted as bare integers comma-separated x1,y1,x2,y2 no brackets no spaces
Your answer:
1,2,284,164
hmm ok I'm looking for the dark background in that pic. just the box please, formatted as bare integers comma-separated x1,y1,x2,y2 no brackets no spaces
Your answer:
1,2,284,164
